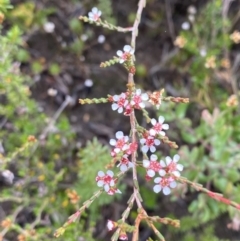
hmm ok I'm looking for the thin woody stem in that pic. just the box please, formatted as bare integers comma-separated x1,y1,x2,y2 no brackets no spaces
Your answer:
129,0,146,210
177,176,240,210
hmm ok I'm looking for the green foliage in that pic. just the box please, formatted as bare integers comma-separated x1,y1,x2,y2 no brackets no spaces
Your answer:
97,0,116,25
76,138,125,220
0,6,94,240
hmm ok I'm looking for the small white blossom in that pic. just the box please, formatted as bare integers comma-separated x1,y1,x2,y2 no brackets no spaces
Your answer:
116,45,134,63
117,155,133,172
109,131,129,153
96,170,115,192
98,35,105,44
47,88,58,97
153,176,177,195
130,89,149,109
88,7,102,22
84,79,93,87
2,170,14,184
181,21,190,30
143,154,166,177
43,22,55,33
140,134,160,153
199,47,207,57
160,154,183,177
149,116,169,136
188,5,197,15
111,93,128,113
107,220,118,231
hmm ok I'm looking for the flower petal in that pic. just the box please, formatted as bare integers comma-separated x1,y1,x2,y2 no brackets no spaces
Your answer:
112,103,119,111
150,146,156,153
120,164,128,172
151,118,157,125
116,50,123,57
177,164,184,171
147,169,155,177
109,139,116,146
170,181,177,188
140,139,146,145
107,170,114,177
165,156,172,165
143,160,150,168
163,187,171,195
97,180,104,187
154,139,161,146
123,45,131,52
141,145,149,153
149,129,156,136
151,154,158,161
173,154,180,162
158,116,165,124
153,185,162,193
98,171,105,177
141,93,149,100
154,177,161,183
162,124,169,130
113,95,119,101
173,171,180,177
92,7,98,13
116,131,124,139
160,160,166,167
159,170,166,176
104,185,110,192
136,89,141,95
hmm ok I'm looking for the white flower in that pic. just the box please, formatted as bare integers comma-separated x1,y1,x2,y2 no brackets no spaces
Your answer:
140,134,160,153
111,93,128,113
199,47,207,57
109,131,129,153
116,45,134,63
160,154,183,177
107,220,117,231
88,7,102,22
143,154,166,177
153,176,177,195
2,170,14,184
43,22,55,33
117,155,133,172
149,116,169,136
188,5,197,15
130,89,149,109
47,88,58,97
181,21,190,30
96,170,115,192
98,35,105,44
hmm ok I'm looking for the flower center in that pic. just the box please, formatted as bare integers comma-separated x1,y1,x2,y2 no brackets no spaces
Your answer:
149,161,161,172
103,175,112,184
121,157,129,165
133,95,141,105
145,138,154,147
154,123,162,132
118,97,126,107
116,138,126,149
166,161,177,173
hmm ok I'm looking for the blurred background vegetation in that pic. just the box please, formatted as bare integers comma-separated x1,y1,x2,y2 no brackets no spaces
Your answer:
0,0,240,240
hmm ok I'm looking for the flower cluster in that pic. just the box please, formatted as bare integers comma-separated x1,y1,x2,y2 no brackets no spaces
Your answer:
140,116,169,153
95,170,121,195
143,154,183,195
117,45,134,63
96,131,137,195
111,89,149,115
